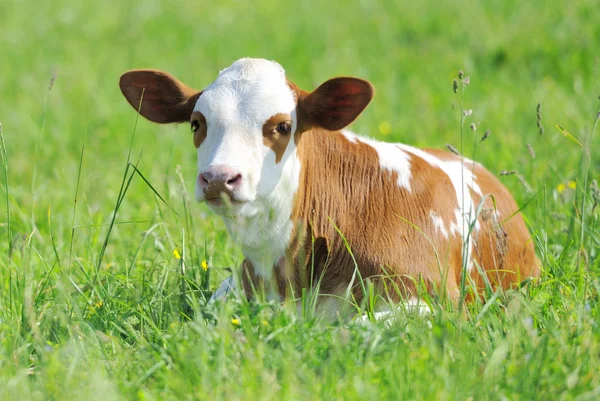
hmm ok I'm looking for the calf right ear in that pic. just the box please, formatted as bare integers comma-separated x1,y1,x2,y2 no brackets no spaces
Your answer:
119,69,201,124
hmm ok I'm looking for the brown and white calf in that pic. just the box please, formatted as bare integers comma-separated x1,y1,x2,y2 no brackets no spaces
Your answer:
119,58,539,312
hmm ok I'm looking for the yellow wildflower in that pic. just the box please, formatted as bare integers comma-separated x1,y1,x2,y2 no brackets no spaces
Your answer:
378,120,392,136
201,259,208,271
173,248,181,259
557,183,566,194
568,181,577,190
231,318,240,326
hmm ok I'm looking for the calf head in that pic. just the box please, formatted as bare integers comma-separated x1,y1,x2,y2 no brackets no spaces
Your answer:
119,58,373,218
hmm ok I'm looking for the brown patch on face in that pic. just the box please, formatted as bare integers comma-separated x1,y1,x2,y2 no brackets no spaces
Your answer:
262,113,292,163
190,111,207,148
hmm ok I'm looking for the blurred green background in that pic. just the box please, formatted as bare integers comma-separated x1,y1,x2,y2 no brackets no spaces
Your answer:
1,0,600,399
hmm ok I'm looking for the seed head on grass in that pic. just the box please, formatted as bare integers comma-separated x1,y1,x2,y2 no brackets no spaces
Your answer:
446,144,460,156
49,72,57,91
453,70,470,94
458,70,470,86
481,129,490,143
536,103,544,136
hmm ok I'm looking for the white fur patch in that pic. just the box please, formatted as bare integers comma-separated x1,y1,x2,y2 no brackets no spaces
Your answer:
342,130,412,191
430,211,449,239
341,131,359,143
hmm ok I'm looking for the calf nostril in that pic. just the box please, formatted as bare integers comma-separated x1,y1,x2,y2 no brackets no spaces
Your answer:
199,174,209,185
227,174,242,186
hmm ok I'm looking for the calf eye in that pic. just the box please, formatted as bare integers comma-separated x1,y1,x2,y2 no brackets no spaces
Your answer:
276,122,291,135
191,120,200,133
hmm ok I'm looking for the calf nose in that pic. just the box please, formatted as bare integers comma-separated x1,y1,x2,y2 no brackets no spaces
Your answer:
198,165,242,199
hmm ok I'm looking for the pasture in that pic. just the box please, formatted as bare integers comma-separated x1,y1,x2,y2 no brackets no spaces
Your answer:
1,0,600,399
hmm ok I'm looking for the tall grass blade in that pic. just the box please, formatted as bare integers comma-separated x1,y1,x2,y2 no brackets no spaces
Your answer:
0,122,12,258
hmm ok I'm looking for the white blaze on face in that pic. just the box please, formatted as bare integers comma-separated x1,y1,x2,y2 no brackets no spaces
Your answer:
193,58,298,208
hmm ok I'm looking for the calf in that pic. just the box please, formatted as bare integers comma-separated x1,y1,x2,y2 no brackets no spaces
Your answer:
119,58,539,311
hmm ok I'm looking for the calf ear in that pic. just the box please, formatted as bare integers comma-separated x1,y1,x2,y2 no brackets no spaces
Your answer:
301,77,373,131
119,69,201,124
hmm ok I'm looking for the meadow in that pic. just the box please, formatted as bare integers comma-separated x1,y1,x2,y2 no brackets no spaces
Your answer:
1,0,600,399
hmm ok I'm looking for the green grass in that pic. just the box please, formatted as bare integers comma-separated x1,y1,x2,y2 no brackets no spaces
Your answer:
2,0,600,399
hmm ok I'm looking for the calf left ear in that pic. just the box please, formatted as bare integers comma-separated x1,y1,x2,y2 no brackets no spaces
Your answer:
301,77,374,131
119,69,201,124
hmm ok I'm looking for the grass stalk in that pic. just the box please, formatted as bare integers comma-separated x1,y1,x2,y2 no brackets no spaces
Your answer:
0,122,12,258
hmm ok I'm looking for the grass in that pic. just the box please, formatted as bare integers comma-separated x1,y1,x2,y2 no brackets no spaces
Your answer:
1,0,600,399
